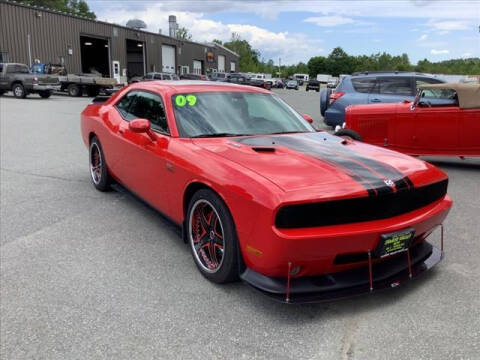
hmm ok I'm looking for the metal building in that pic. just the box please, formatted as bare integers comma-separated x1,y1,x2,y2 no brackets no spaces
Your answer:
0,0,239,82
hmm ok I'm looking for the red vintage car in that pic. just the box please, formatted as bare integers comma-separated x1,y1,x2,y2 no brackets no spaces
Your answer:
81,81,452,302
336,83,480,157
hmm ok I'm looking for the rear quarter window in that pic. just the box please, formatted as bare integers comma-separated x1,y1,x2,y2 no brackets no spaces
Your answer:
416,78,443,91
351,77,377,93
377,77,412,96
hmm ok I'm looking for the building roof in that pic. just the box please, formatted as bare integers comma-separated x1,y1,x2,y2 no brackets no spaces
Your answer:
1,0,239,58
206,42,239,57
419,83,480,109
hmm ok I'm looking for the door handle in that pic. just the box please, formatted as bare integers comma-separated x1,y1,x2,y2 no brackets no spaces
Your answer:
370,98,381,103
119,129,125,134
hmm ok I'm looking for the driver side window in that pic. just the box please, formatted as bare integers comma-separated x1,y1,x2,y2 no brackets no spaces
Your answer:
115,91,169,134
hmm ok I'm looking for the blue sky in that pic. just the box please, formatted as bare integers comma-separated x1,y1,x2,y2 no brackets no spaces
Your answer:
89,0,479,65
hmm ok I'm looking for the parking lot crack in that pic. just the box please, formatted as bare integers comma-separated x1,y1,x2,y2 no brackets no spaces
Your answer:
1,167,87,183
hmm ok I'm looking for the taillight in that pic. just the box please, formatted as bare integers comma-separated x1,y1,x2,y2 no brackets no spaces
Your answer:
329,91,345,105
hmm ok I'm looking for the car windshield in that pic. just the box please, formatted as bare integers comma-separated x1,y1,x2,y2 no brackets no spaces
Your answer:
172,92,314,138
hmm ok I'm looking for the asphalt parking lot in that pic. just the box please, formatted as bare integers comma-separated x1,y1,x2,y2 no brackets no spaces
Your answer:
1,90,479,360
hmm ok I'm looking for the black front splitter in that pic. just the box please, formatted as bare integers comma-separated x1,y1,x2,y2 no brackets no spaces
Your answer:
240,241,442,304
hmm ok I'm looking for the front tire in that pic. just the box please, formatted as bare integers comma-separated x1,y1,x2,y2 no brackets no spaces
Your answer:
39,91,52,98
187,189,239,283
12,83,27,98
89,137,110,191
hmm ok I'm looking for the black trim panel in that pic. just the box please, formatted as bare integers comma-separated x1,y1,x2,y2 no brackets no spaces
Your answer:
240,241,442,303
276,179,448,229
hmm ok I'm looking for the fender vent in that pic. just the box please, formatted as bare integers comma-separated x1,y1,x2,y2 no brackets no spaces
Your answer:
252,147,276,153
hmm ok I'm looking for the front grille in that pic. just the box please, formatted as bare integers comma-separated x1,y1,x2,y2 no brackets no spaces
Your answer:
275,179,448,229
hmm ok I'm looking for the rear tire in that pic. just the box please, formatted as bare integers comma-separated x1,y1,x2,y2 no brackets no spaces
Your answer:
39,91,52,99
68,84,82,97
187,189,239,284
12,83,27,98
89,136,110,191
320,88,332,116
0,90,5,96
334,128,362,141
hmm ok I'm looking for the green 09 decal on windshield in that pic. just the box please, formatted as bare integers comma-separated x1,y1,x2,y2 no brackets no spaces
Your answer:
175,94,197,107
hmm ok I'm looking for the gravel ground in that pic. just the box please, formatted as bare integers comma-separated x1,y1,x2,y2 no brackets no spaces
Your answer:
1,90,479,360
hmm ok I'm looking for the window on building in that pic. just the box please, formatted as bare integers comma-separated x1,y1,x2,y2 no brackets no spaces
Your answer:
0,52,8,62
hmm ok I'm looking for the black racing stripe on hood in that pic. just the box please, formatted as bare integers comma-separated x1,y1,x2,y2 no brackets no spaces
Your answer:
236,133,413,196
275,135,395,196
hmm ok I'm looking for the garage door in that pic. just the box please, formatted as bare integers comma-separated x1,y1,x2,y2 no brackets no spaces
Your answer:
162,45,175,73
218,55,225,72
193,60,202,74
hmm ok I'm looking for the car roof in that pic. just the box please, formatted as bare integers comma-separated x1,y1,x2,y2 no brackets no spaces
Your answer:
419,82,480,109
128,80,271,94
350,71,431,78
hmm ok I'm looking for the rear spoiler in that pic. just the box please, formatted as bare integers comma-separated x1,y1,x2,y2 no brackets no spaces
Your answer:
91,96,110,104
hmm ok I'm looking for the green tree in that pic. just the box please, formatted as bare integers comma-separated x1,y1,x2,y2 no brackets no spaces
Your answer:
176,27,192,41
223,33,261,72
23,0,96,19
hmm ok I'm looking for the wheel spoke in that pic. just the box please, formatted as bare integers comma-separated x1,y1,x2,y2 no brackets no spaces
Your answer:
194,234,209,249
209,242,218,266
213,236,223,247
199,208,210,232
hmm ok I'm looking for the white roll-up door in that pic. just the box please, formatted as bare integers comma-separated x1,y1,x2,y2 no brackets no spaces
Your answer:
193,60,202,74
162,45,175,73
218,55,225,72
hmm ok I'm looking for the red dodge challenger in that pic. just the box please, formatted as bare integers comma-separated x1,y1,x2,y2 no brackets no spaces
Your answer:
81,81,452,303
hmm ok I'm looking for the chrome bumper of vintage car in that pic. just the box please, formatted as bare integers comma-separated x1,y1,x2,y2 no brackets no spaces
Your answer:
240,239,443,304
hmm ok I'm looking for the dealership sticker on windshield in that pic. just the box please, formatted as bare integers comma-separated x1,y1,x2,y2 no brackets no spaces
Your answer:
175,94,197,107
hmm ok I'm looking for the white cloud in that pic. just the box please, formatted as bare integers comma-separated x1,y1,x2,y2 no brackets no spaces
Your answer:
462,52,473,57
417,34,428,41
304,16,355,27
107,1,478,20
430,49,450,55
428,19,471,31
99,5,322,64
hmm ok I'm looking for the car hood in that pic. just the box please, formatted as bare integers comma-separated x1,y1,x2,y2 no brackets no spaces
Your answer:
193,132,445,197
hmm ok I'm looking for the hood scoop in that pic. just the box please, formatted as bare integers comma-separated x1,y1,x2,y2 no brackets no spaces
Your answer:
252,146,276,153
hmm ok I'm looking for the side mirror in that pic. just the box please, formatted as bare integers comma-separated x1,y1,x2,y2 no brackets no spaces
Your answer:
302,114,313,124
129,118,158,141
129,118,151,133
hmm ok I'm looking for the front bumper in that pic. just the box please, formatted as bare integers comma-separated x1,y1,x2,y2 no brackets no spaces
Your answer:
33,84,61,91
240,240,442,303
